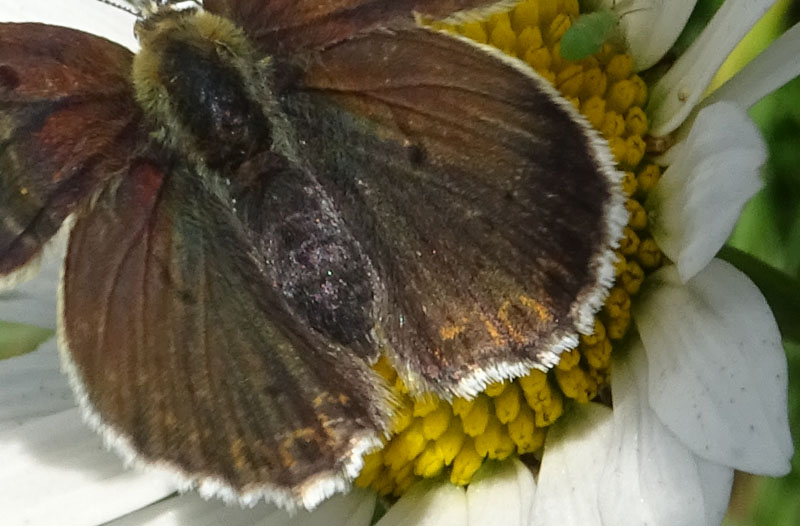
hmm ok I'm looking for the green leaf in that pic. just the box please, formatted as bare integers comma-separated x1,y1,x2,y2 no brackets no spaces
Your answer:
0,320,54,360
718,245,800,343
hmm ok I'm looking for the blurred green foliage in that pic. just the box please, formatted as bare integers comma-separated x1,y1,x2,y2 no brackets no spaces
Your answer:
0,320,53,360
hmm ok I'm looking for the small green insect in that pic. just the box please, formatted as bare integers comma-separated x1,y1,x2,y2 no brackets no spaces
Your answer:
560,10,619,61
560,0,648,61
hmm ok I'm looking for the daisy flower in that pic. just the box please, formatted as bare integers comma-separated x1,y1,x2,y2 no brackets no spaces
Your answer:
0,1,796,526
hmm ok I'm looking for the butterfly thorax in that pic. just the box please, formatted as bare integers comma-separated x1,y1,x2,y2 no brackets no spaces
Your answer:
132,8,282,174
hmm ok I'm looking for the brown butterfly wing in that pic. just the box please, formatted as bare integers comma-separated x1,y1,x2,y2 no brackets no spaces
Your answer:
204,0,505,52
0,23,140,284
0,21,388,508
62,157,390,507
281,29,624,396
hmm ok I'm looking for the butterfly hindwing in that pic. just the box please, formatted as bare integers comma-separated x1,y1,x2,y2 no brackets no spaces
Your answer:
61,156,390,506
0,23,140,286
281,28,625,396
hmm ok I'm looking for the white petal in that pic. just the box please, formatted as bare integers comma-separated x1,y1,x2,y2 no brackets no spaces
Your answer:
288,488,376,526
0,408,177,526
0,340,74,431
531,403,613,526
622,0,698,71
599,341,730,526
695,458,734,526
0,235,64,329
107,489,376,526
466,459,536,526
0,0,138,51
648,0,778,136
105,494,269,526
583,0,697,71
646,102,766,282
376,480,467,526
698,21,800,113
108,488,376,526
634,260,793,475
113,489,377,526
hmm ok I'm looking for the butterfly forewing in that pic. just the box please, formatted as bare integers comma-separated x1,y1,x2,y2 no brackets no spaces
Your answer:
282,28,624,395
0,24,140,284
204,0,511,52
0,18,392,510
62,158,389,506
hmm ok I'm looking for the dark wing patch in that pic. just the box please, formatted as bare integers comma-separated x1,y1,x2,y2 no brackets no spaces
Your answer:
204,0,507,53
0,23,140,284
284,29,625,396
62,159,390,509
231,154,383,357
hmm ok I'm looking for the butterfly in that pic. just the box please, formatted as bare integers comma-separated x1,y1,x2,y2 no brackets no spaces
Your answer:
0,0,624,511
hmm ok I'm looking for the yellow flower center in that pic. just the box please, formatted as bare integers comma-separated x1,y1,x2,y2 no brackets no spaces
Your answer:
356,0,664,497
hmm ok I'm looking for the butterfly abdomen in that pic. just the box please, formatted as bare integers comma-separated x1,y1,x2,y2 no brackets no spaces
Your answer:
251,168,381,351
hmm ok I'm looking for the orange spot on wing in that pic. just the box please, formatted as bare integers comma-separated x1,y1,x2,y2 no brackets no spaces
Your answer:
497,300,525,343
314,392,350,409
230,438,248,470
482,318,503,346
519,295,553,323
278,442,297,468
439,323,466,341
279,427,319,468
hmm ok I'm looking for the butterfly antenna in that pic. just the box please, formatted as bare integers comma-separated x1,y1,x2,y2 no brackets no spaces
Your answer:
92,0,202,17
94,0,139,16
